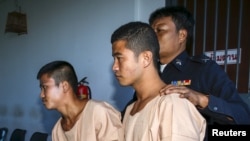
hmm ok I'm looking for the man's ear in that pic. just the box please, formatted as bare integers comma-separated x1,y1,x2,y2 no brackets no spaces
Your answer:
142,51,152,67
179,29,187,43
62,81,70,93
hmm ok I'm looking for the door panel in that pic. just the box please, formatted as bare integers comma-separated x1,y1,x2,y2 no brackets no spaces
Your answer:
166,0,250,92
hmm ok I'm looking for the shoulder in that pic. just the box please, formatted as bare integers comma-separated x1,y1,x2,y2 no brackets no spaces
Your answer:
157,94,197,111
88,99,113,109
157,94,189,108
189,54,213,64
158,93,186,102
90,99,116,107
171,52,215,71
88,99,121,116
183,54,218,72
155,95,206,139
189,54,226,74
157,94,206,126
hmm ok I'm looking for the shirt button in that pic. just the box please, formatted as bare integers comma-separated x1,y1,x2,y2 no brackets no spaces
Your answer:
213,107,218,111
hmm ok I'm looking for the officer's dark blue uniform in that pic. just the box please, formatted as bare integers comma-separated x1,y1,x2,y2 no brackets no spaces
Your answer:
160,51,250,125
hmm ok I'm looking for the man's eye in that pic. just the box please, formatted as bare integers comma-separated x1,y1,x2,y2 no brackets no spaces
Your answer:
114,56,122,61
40,85,47,90
156,28,164,33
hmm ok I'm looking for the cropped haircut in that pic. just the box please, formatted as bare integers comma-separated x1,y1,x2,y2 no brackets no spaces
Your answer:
149,6,195,44
37,60,78,94
111,21,160,70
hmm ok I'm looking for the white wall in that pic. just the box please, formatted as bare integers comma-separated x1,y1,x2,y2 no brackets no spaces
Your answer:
0,0,165,140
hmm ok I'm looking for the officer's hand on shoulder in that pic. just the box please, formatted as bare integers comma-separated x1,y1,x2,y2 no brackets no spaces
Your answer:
159,84,209,108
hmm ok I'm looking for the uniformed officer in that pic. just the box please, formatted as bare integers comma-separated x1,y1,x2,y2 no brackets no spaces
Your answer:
150,5,250,125
123,6,250,126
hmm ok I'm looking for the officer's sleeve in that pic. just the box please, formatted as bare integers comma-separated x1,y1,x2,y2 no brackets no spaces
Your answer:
198,60,250,124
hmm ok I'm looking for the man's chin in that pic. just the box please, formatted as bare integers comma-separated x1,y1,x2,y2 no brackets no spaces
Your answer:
118,82,129,87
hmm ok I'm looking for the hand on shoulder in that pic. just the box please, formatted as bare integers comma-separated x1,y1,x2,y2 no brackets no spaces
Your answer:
159,84,209,108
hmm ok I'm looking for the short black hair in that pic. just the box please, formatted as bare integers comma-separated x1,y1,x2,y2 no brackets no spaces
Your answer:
37,60,78,94
111,21,160,70
149,6,195,43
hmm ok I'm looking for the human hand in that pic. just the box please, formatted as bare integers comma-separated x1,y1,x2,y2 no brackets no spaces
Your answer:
159,84,208,108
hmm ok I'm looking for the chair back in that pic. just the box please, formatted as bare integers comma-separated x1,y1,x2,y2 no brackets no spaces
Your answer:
10,129,26,141
30,132,48,141
0,127,8,141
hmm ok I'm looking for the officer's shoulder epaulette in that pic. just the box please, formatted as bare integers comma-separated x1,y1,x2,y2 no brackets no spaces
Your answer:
189,54,212,63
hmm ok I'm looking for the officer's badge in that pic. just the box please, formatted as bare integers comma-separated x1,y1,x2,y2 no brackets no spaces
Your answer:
175,59,182,66
171,79,191,86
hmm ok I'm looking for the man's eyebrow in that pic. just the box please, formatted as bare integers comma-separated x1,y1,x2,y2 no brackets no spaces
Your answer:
112,52,122,57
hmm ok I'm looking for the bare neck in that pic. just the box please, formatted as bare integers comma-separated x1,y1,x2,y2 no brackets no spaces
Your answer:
59,95,88,131
131,72,165,115
133,71,165,101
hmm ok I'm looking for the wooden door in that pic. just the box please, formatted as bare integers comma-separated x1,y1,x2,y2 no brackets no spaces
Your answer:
166,0,250,93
